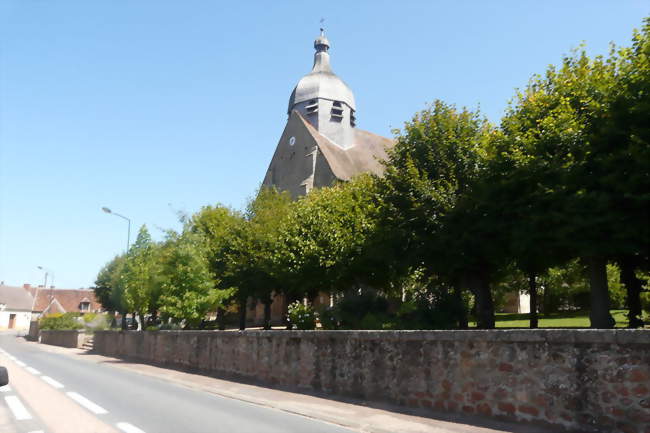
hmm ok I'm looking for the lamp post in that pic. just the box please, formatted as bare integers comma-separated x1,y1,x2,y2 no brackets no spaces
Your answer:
37,266,55,309
102,207,131,252
101,207,132,330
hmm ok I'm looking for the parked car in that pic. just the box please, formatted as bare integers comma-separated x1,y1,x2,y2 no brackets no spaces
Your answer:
0,367,8,387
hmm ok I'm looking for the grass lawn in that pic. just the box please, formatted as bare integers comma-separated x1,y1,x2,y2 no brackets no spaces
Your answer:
469,309,641,328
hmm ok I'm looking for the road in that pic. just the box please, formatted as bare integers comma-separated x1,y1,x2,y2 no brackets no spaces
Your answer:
0,332,353,433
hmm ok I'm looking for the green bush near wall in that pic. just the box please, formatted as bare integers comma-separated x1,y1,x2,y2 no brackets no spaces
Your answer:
39,313,83,330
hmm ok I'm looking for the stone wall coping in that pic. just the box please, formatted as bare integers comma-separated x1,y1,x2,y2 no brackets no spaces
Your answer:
94,329,649,345
40,329,84,334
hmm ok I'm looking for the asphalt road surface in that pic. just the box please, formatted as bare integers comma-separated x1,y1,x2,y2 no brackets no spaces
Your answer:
0,332,353,433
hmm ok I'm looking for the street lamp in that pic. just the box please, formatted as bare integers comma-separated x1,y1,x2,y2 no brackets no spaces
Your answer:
37,266,55,308
102,207,131,252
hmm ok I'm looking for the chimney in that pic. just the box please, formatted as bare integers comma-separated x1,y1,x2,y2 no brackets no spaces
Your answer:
23,283,31,289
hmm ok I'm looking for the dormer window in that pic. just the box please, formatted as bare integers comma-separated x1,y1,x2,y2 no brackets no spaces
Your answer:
79,301,90,312
306,99,318,115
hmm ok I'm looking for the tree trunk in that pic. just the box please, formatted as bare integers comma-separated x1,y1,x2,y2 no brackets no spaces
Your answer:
528,273,538,329
466,273,495,329
586,256,615,328
217,307,226,331
453,280,468,329
139,313,147,331
121,311,128,330
238,299,247,330
262,298,272,330
620,257,645,328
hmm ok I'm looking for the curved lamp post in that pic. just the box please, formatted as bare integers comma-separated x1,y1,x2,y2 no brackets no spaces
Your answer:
102,207,131,253
37,265,55,308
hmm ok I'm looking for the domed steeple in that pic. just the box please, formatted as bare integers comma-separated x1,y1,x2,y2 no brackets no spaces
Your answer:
287,29,357,149
287,29,356,116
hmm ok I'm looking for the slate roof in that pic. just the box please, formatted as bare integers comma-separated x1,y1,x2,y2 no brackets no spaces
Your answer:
0,284,35,311
296,112,393,180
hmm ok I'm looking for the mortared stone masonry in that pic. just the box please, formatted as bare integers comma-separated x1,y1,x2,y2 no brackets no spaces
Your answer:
92,329,650,432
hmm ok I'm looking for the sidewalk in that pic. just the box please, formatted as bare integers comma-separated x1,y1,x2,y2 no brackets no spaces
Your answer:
22,338,553,433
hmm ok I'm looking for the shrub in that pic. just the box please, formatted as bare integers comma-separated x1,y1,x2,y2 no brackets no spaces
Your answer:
82,313,98,323
287,301,316,330
334,291,390,329
315,306,338,330
39,313,83,331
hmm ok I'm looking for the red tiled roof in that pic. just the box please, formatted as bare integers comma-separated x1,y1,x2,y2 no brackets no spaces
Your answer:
33,289,102,313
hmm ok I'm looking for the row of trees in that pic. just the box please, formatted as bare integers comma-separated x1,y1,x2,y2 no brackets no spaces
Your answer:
95,18,649,329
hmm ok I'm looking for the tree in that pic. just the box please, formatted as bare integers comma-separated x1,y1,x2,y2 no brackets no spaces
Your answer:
158,230,232,328
190,204,244,329
122,225,161,330
94,254,127,327
599,19,650,327
276,175,383,300
381,101,499,328
223,187,292,329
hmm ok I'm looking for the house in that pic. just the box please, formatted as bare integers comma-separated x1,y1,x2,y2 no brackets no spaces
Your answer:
0,284,34,330
30,286,102,318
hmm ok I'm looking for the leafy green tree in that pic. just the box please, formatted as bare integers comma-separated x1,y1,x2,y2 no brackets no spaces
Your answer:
599,19,650,327
276,175,383,300
497,45,630,327
223,187,292,329
94,254,128,328
158,230,232,328
190,204,244,327
122,225,161,330
381,101,498,328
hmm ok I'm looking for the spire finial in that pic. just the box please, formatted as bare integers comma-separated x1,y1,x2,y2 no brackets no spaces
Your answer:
314,19,330,53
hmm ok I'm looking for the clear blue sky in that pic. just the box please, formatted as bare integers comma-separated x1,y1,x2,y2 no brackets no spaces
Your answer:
0,1,647,289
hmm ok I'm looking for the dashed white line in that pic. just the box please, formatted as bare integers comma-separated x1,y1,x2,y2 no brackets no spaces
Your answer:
41,375,64,389
27,431,44,433
66,391,108,415
25,367,41,375
116,422,146,433
0,385,12,393
4,395,32,420
14,360,26,367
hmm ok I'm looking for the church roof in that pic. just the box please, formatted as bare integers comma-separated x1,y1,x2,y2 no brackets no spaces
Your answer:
287,30,356,114
295,111,393,180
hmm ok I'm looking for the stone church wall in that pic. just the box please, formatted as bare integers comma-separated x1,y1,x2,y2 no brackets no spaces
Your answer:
93,329,650,432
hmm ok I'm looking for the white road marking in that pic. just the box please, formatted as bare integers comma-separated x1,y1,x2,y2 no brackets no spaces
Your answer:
4,395,32,420
0,385,11,393
27,431,45,433
41,375,64,389
66,391,108,415
14,360,26,367
25,367,41,375
116,422,147,433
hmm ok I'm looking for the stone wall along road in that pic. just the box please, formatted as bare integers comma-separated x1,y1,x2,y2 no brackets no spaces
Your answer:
92,329,650,433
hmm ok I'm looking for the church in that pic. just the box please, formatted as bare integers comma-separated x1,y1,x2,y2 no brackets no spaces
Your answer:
262,30,393,198
248,30,394,326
